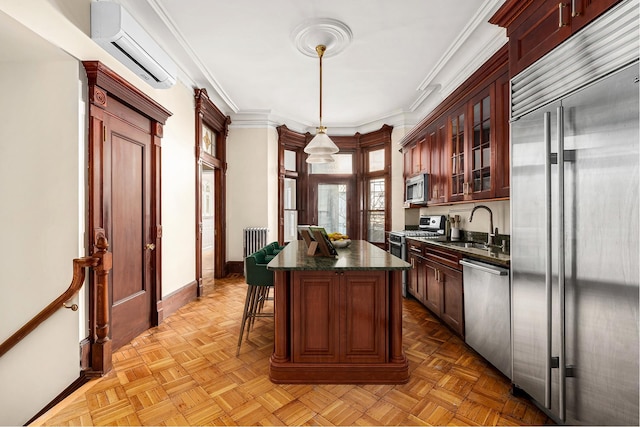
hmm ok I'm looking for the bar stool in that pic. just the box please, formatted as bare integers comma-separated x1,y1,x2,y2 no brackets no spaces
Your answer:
237,250,274,356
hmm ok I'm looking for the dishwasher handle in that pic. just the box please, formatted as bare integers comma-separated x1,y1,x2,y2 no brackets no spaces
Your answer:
459,259,509,276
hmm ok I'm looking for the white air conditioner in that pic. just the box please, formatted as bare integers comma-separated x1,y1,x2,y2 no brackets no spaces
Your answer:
91,1,177,89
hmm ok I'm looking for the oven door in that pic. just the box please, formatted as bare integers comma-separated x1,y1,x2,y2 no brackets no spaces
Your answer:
388,239,403,259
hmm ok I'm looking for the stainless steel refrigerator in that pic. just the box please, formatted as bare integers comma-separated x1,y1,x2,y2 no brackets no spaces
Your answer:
510,1,639,424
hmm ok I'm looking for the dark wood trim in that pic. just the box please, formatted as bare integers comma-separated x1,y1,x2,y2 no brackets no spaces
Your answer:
80,337,91,371
195,88,231,293
489,0,536,30
226,261,244,275
82,61,171,124
161,280,198,319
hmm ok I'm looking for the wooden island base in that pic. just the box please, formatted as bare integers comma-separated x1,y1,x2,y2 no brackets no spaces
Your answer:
269,359,410,384
266,240,411,384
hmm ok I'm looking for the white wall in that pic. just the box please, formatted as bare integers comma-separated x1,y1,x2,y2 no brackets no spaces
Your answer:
391,126,408,231
0,3,200,423
157,81,197,296
0,60,84,426
226,126,279,261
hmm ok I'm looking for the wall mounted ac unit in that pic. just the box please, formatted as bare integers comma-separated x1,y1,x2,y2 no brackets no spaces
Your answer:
91,1,177,89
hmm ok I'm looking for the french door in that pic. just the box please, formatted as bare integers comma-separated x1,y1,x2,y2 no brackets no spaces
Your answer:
309,176,356,237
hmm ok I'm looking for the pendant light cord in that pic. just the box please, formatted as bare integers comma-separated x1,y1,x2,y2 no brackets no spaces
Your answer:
316,45,326,129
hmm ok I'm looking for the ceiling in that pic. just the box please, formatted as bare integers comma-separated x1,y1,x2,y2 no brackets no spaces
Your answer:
115,0,508,133
2,1,508,135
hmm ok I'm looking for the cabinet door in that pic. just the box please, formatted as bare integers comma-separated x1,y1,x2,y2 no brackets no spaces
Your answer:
439,264,464,336
403,149,411,179
469,88,494,200
408,241,426,302
415,256,427,303
342,271,387,363
411,143,421,175
570,0,621,33
408,252,419,298
291,271,341,363
508,0,572,76
494,72,510,198
427,124,447,204
448,108,467,202
424,260,441,315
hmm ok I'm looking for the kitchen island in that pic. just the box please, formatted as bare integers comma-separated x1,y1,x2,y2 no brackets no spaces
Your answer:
266,240,411,384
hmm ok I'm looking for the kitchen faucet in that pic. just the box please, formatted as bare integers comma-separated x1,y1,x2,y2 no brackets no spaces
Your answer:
469,205,497,247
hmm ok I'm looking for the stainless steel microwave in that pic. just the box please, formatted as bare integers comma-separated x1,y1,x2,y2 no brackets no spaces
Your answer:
405,173,428,205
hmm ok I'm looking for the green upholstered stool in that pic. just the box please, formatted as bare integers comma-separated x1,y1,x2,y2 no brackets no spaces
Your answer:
237,249,274,356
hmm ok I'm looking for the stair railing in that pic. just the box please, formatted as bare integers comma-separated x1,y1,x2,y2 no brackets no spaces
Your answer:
0,229,112,375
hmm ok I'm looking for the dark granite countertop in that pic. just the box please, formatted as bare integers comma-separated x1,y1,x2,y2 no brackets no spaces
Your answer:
267,240,411,271
406,237,511,268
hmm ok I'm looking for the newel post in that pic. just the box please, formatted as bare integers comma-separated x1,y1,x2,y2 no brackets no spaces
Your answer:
91,228,113,375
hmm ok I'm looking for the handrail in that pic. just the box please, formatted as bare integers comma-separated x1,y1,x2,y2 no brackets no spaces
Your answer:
0,232,110,359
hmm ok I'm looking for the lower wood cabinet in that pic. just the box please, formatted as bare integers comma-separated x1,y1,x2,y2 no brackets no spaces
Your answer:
406,239,464,337
291,270,387,364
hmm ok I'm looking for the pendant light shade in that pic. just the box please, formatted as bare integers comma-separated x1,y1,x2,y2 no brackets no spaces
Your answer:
305,152,336,163
305,45,338,163
304,126,339,155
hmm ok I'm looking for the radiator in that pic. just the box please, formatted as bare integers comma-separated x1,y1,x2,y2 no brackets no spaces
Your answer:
243,227,268,257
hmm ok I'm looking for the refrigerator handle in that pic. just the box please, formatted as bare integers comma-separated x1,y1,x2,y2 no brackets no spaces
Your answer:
557,105,567,422
544,111,553,410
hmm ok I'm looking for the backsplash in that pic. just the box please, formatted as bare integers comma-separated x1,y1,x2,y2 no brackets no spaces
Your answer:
405,200,510,236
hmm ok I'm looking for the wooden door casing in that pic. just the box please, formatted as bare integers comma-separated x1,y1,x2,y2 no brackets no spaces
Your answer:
85,61,171,366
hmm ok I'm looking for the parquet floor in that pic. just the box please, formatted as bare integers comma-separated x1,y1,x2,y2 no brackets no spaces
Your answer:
32,274,552,426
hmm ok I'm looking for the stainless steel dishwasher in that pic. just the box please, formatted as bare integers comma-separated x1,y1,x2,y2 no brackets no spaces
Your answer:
460,258,511,379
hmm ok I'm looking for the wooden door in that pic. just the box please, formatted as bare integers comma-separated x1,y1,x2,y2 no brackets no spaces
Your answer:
104,103,154,350
84,61,170,371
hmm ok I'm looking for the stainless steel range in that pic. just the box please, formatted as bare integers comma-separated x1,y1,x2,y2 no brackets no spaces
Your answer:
388,215,446,296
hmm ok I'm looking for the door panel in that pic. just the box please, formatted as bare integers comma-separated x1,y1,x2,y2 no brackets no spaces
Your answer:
342,271,387,363
560,63,639,425
291,272,340,363
105,111,153,350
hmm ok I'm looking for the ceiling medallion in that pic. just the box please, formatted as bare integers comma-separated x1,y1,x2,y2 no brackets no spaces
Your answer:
291,18,353,58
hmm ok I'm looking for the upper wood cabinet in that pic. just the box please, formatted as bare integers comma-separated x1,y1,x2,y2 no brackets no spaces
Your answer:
490,0,622,77
401,45,509,205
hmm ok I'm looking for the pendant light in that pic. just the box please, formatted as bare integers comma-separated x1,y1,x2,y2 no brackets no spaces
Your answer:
304,44,339,163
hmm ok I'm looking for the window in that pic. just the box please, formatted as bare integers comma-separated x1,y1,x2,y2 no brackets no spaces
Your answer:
364,148,388,245
310,154,353,174
283,150,299,242
277,125,392,246
367,178,385,243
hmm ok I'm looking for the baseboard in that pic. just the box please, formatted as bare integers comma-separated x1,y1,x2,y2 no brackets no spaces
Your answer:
26,373,90,426
227,261,243,275
162,280,198,319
